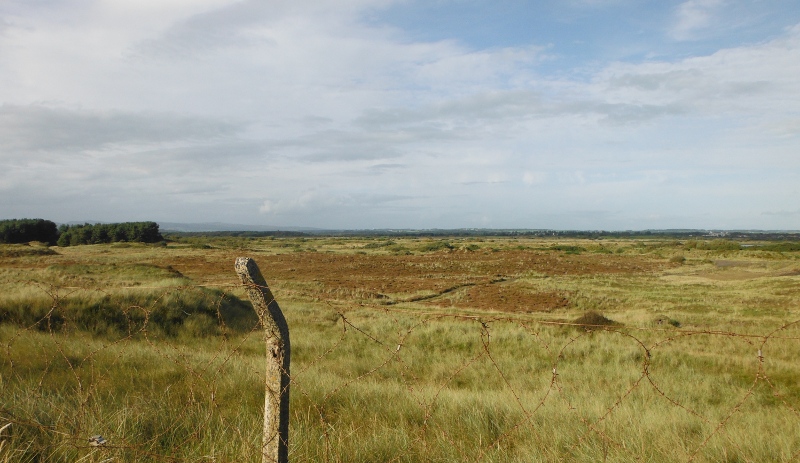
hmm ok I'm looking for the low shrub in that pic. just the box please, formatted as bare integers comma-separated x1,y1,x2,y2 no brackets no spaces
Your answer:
550,245,586,254
684,239,741,251
362,240,396,249
752,242,800,252
653,315,681,328
419,241,455,252
573,311,619,330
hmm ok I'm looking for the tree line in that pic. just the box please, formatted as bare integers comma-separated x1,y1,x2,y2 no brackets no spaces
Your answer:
0,219,163,246
0,219,59,244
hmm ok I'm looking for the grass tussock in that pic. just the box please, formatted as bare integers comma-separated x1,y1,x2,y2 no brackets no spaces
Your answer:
0,286,256,338
572,311,619,330
0,244,59,258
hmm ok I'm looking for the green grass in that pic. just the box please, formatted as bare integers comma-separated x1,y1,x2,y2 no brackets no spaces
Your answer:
1,237,799,461
0,281,257,338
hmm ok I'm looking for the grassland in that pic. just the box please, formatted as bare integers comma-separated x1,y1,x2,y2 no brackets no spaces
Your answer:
1,236,799,462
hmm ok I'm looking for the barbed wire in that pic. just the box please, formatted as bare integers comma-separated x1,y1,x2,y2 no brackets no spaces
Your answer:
1,278,799,462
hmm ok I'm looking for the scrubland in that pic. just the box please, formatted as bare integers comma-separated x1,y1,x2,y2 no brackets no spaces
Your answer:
1,236,799,462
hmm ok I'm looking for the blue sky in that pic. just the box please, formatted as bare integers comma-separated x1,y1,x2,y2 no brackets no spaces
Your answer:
1,0,799,230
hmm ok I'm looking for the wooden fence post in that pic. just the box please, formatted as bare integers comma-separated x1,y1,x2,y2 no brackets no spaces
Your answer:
235,257,290,463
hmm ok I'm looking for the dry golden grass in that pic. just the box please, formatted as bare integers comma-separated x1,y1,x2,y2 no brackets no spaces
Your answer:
1,236,799,461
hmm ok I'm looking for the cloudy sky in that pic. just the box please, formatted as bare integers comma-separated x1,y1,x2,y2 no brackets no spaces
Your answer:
2,0,800,230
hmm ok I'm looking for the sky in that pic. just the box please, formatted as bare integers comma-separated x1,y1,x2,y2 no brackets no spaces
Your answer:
1,0,800,230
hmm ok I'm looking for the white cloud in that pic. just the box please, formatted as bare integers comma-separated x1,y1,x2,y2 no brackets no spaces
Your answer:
0,104,239,153
523,172,545,185
762,209,800,217
259,199,274,213
670,0,725,41
1,0,799,228
257,190,329,216
592,26,800,142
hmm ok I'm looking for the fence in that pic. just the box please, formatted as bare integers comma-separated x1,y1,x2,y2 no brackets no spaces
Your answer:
1,256,800,462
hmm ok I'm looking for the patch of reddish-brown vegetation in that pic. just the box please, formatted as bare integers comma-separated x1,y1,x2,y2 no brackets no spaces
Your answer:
426,282,570,313
162,250,666,307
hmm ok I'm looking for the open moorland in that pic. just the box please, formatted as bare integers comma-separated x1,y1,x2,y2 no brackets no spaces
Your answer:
1,235,799,462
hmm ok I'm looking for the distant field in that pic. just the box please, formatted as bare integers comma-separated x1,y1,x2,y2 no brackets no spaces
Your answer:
1,236,799,462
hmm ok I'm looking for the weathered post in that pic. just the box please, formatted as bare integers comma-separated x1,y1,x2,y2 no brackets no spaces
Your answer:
235,257,290,463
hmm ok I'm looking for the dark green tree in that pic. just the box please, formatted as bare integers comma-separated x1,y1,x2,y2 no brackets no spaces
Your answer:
57,222,163,246
0,219,59,244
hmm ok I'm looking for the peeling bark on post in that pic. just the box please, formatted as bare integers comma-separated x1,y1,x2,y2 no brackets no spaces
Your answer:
235,257,290,463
